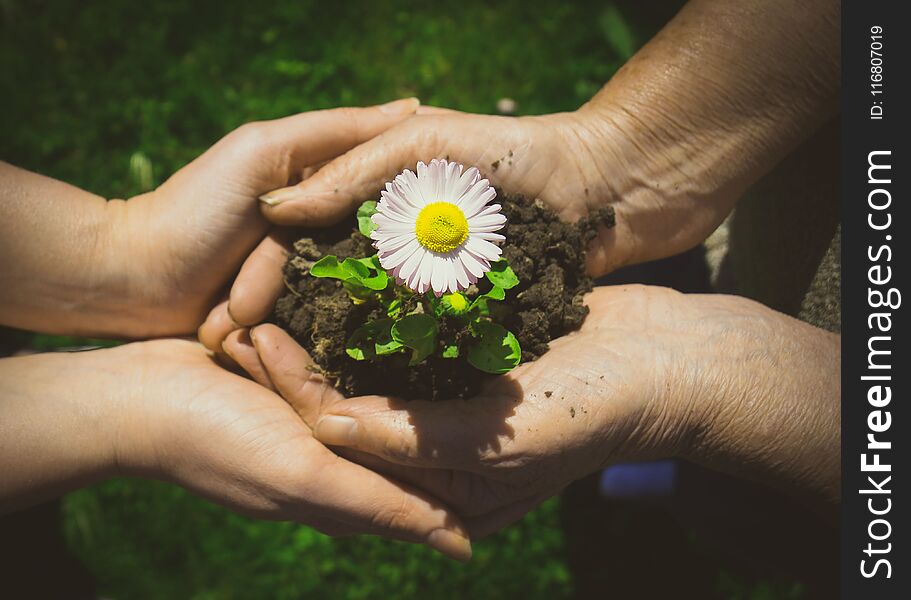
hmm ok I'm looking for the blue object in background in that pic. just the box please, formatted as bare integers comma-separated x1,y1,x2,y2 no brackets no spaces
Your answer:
599,460,677,498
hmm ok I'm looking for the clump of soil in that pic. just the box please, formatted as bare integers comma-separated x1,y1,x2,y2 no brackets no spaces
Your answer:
273,194,614,400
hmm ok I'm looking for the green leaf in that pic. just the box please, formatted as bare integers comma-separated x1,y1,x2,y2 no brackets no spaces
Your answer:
345,324,375,361
485,259,519,290
357,201,379,237
392,314,439,365
442,344,460,358
384,297,403,318
346,319,404,360
468,286,503,316
372,319,404,355
310,256,350,280
467,322,522,374
484,286,506,301
311,255,388,294
344,258,388,290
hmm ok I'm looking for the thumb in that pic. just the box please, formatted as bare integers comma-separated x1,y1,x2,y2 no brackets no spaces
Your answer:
312,390,515,475
257,114,463,227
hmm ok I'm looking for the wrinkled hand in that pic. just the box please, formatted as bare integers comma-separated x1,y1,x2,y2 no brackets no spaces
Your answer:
229,284,840,536
226,285,711,537
112,338,471,561
201,105,745,351
119,99,419,336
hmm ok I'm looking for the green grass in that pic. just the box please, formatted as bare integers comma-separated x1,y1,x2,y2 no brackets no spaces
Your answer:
63,479,571,600
2,1,808,598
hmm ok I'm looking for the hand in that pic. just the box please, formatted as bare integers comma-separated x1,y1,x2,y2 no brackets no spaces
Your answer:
203,0,839,351
0,99,419,338
0,338,472,561
199,108,638,351
229,285,840,536
119,99,420,337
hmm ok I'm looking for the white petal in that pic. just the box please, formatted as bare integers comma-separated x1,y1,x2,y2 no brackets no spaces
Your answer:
397,170,427,207
381,183,411,210
419,252,437,293
457,248,489,279
396,245,427,283
447,170,475,206
447,259,464,293
416,161,435,204
451,256,470,290
374,211,416,227
431,256,446,296
379,239,419,270
466,236,503,262
470,203,502,219
380,191,420,218
408,249,431,292
463,188,497,218
467,213,507,229
472,232,506,242
442,161,462,202
375,232,416,253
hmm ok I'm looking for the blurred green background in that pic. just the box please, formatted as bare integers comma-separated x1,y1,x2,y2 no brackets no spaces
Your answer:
1,1,807,598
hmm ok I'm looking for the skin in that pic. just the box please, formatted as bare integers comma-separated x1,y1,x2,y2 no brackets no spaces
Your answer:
230,286,840,537
1,100,477,561
201,0,840,347
0,99,420,338
0,339,471,560
1,0,841,560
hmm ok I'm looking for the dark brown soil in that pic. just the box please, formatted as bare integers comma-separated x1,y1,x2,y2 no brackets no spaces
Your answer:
273,194,614,400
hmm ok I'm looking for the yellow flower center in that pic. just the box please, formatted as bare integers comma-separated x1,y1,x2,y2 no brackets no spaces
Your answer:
415,202,469,253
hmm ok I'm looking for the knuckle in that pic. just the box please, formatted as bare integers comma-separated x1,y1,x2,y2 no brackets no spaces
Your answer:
229,121,274,154
372,495,413,534
401,116,445,158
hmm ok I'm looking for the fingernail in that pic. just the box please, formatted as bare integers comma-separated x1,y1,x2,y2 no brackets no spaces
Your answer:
427,529,472,563
314,415,358,446
248,326,258,345
258,185,302,206
378,97,420,115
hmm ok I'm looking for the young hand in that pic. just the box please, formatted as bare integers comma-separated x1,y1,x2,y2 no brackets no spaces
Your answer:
0,338,472,562
0,99,418,337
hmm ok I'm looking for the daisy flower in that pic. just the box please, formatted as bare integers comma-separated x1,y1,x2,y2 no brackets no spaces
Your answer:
371,159,506,296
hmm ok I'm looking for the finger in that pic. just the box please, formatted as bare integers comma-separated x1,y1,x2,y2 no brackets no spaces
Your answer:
415,105,462,116
303,445,472,562
252,98,421,199
222,328,275,391
212,347,240,372
248,324,344,424
198,300,240,353
333,447,552,533
331,446,484,513
228,229,292,327
309,391,517,473
464,490,554,540
258,114,467,227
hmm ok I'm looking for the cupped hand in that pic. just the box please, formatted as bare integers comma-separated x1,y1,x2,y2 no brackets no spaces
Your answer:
111,337,472,561
228,285,710,537
231,284,841,536
118,98,419,337
203,104,743,351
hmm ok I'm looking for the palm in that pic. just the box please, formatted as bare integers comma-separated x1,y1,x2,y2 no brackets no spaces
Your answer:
244,286,725,535
132,338,473,552
328,286,688,519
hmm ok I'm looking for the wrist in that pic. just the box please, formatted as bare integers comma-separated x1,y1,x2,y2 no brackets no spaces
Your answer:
0,349,129,511
678,295,841,505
